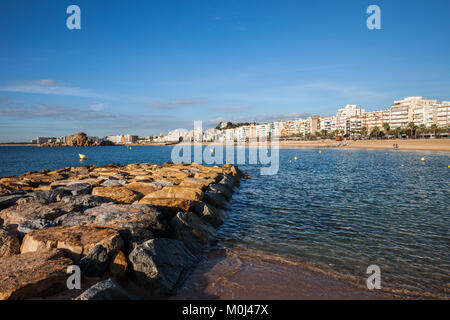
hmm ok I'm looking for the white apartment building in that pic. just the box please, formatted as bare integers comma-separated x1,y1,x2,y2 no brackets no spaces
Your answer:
390,96,437,129
106,135,123,144
319,116,336,133
224,128,235,142
436,102,450,128
336,105,365,133
363,109,391,132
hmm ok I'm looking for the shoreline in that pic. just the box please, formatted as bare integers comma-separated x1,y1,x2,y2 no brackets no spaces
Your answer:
174,245,448,300
2,138,450,152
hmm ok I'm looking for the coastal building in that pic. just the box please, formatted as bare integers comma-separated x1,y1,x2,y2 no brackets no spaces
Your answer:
390,96,437,129
346,115,364,135
436,102,450,127
106,135,123,144
363,109,391,133
224,128,235,142
319,116,336,133
336,105,365,133
36,137,57,144
122,134,138,144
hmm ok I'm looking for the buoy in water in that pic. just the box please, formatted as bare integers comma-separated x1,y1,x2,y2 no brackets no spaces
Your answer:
210,148,215,154
289,160,292,163
319,150,322,154
294,156,298,161
266,149,269,154
401,164,404,167
247,175,251,179
130,146,132,150
78,153,86,161
421,157,425,162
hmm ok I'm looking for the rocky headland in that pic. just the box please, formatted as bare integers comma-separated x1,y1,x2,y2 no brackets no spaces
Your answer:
0,162,244,300
39,132,115,147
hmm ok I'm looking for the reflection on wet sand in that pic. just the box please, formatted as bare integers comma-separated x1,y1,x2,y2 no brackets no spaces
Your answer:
173,246,391,300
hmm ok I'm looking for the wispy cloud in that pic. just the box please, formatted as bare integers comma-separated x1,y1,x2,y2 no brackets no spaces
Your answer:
148,98,208,109
0,104,119,121
211,105,253,112
90,103,104,111
0,80,106,98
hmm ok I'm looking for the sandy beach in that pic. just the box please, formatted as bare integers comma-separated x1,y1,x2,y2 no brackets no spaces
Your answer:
176,138,450,152
278,139,450,152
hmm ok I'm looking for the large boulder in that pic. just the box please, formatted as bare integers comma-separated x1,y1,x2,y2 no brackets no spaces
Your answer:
109,250,128,278
138,198,198,218
230,166,244,181
79,244,110,277
218,174,236,191
100,179,127,187
170,211,216,254
179,178,213,191
59,203,169,251
0,194,25,210
75,278,133,300
0,200,80,229
128,238,198,296
194,202,228,228
59,194,114,208
123,182,157,197
17,218,58,237
21,189,66,204
141,186,203,201
203,191,229,210
0,249,72,300
59,183,92,196
208,183,233,200
20,226,123,262
92,186,140,204
0,229,20,257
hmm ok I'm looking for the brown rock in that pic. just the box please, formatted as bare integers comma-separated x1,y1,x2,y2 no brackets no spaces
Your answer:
138,198,197,216
124,182,157,197
179,178,214,191
92,186,140,204
109,250,128,278
143,186,203,201
0,249,72,300
20,226,123,262
194,171,221,182
0,229,20,257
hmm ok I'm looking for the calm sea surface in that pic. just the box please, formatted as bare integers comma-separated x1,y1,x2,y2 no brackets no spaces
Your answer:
0,146,449,297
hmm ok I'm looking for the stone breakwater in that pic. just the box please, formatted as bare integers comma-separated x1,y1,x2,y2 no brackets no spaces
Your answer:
0,162,244,300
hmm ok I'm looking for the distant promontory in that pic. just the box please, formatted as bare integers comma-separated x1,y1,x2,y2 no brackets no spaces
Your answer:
39,132,115,147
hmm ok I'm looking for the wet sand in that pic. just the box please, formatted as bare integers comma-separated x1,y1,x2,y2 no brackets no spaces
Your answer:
173,247,393,300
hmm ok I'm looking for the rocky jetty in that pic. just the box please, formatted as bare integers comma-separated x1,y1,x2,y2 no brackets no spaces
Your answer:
0,162,244,299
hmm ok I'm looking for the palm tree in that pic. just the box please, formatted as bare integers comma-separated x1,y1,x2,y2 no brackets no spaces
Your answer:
430,123,438,137
382,122,390,137
360,126,368,138
418,124,427,138
371,126,380,138
407,122,416,138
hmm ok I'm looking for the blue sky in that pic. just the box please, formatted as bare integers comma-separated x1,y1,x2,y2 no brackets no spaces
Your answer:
0,0,449,142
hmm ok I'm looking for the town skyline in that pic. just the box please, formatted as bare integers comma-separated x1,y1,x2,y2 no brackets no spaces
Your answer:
27,95,450,145
1,1,450,142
